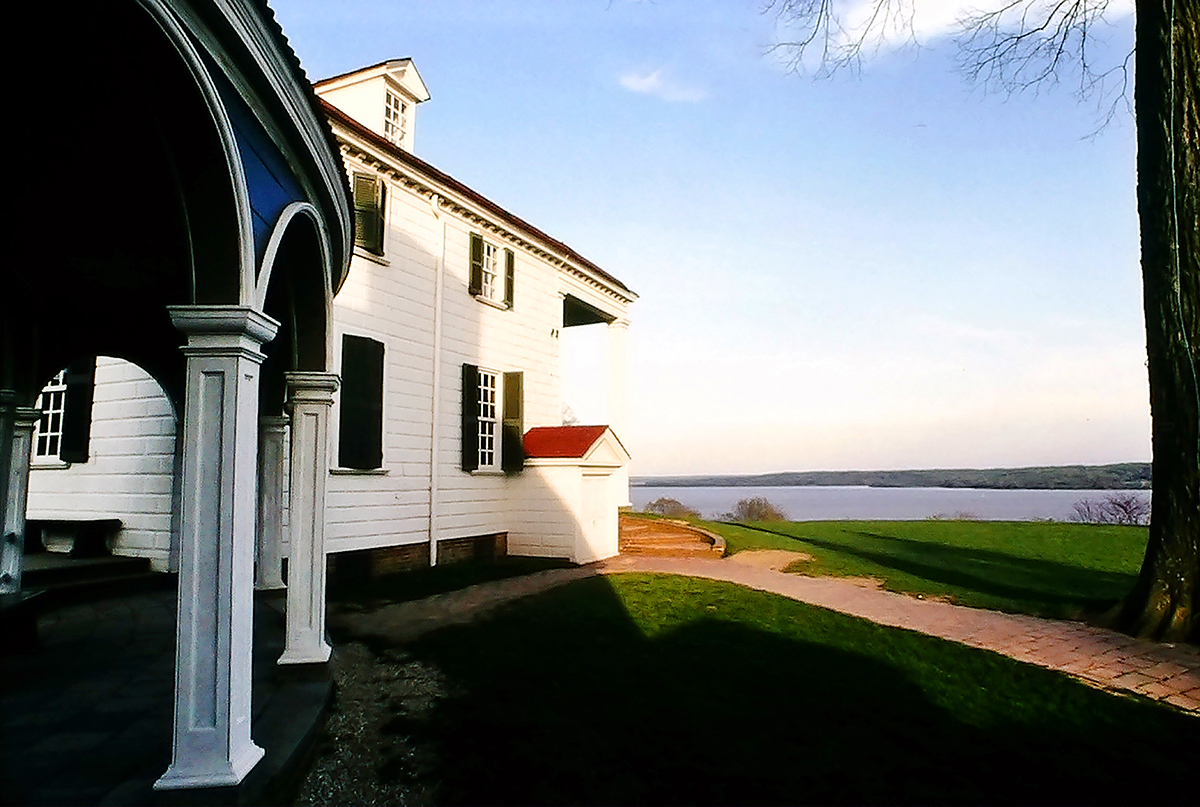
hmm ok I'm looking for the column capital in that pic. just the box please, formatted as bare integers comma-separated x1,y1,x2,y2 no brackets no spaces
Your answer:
608,317,631,330
169,306,280,361
285,371,339,407
13,407,41,430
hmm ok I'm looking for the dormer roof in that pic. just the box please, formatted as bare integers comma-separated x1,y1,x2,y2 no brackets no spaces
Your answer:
314,58,430,103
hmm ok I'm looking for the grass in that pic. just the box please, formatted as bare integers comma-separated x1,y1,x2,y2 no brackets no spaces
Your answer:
401,573,1196,805
701,519,1148,619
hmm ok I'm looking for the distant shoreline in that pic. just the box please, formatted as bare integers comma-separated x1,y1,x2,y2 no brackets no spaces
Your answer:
632,463,1152,491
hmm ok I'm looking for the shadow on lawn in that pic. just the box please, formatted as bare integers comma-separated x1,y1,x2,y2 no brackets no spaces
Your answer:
388,576,1192,806
734,523,1133,615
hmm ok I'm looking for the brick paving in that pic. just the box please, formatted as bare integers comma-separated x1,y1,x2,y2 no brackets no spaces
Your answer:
618,514,723,558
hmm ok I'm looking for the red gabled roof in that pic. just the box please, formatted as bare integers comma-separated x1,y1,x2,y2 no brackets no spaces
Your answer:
523,426,610,459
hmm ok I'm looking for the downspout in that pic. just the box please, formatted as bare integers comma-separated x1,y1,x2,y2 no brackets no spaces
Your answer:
428,194,446,566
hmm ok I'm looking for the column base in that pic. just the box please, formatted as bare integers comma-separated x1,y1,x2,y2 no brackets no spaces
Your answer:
153,742,264,790
278,639,332,666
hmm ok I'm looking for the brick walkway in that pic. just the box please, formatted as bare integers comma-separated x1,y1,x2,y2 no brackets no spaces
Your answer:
618,514,724,558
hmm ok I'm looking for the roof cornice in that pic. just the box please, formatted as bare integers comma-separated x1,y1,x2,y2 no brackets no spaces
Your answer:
320,99,637,305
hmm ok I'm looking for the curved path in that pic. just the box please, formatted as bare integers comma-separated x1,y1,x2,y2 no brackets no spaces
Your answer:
332,551,1200,716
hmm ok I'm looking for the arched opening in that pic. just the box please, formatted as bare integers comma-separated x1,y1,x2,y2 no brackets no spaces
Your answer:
6,0,245,405
260,208,333,415
25,356,179,571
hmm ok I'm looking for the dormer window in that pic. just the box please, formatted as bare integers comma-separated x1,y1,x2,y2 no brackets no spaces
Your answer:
384,90,407,146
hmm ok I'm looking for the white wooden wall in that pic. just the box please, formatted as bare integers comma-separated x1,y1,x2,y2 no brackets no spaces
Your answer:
26,357,176,570
325,144,627,559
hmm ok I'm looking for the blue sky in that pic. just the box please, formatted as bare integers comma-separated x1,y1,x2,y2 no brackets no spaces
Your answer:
271,0,1147,475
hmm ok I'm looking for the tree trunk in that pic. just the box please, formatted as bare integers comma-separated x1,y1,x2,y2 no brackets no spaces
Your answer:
1114,0,1200,642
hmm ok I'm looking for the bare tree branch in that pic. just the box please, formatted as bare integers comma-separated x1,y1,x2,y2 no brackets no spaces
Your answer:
956,0,1132,128
763,0,918,76
764,0,1132,124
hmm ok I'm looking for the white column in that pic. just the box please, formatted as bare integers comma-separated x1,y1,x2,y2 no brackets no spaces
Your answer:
278,371,338,665
1,396,39,594
607,318,630,439
155,306,278,791
255,415,288,591
606,318,632,508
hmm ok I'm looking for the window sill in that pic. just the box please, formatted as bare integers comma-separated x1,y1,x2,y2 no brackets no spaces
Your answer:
331,467,389,476
472,294,511,312
31,459,71,470
470,468,505,476
354,247,389,266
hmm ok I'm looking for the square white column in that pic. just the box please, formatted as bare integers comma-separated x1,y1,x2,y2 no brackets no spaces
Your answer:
256,415,289,591
606,318,632,508
155,306,278,791
1,396,39,594
278,371,338,665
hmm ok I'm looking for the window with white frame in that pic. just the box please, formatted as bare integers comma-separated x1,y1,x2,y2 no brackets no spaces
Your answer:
476,369,498,469
468,233,514,309
461,365,524,473
383,90,407,146
33,370,67,459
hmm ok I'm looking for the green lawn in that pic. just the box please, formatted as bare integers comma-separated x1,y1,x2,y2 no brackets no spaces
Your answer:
402,573,1195,805
702,519,1148,619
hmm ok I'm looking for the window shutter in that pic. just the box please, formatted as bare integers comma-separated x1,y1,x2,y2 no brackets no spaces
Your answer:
461,363,479,471
338,335,385,469
374,181,386,253
353,173,384,255
469,233,484,296
59,356,96,464
501,371,524,473
504,249,515,309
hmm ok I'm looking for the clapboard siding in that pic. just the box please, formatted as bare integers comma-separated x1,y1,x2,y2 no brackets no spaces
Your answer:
26,356,175,570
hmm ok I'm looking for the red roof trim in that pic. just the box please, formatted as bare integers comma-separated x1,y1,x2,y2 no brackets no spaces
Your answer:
319,99,634,296
523,425,610,459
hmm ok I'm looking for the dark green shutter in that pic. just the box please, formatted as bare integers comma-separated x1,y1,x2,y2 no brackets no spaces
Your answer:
503,249,515,309
353,173,384,255
501,371,524,473
59,357,96,464
461,363,479,471
339,335,384,469
469,233,484,296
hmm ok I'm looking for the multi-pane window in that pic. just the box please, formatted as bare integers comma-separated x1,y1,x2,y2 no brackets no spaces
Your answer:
469,233,515,309
383,90,407,146
480,242,498,301
476,370,498,469
33,370,67,458
461,365,524,474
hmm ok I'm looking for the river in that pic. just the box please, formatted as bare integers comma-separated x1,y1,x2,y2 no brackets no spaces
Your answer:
629,485,1152,522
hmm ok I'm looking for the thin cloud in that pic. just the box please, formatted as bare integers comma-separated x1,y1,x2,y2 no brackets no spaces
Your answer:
619,69,708,103
783,0,1136,63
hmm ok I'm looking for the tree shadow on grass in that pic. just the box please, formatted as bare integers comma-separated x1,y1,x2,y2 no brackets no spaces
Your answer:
739,524,1134,615
385,576,1194,806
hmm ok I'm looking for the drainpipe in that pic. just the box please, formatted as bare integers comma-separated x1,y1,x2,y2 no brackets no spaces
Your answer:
428,194,446,566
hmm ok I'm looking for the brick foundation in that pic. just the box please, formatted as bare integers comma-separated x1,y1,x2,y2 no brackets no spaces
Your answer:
329,532,508,586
